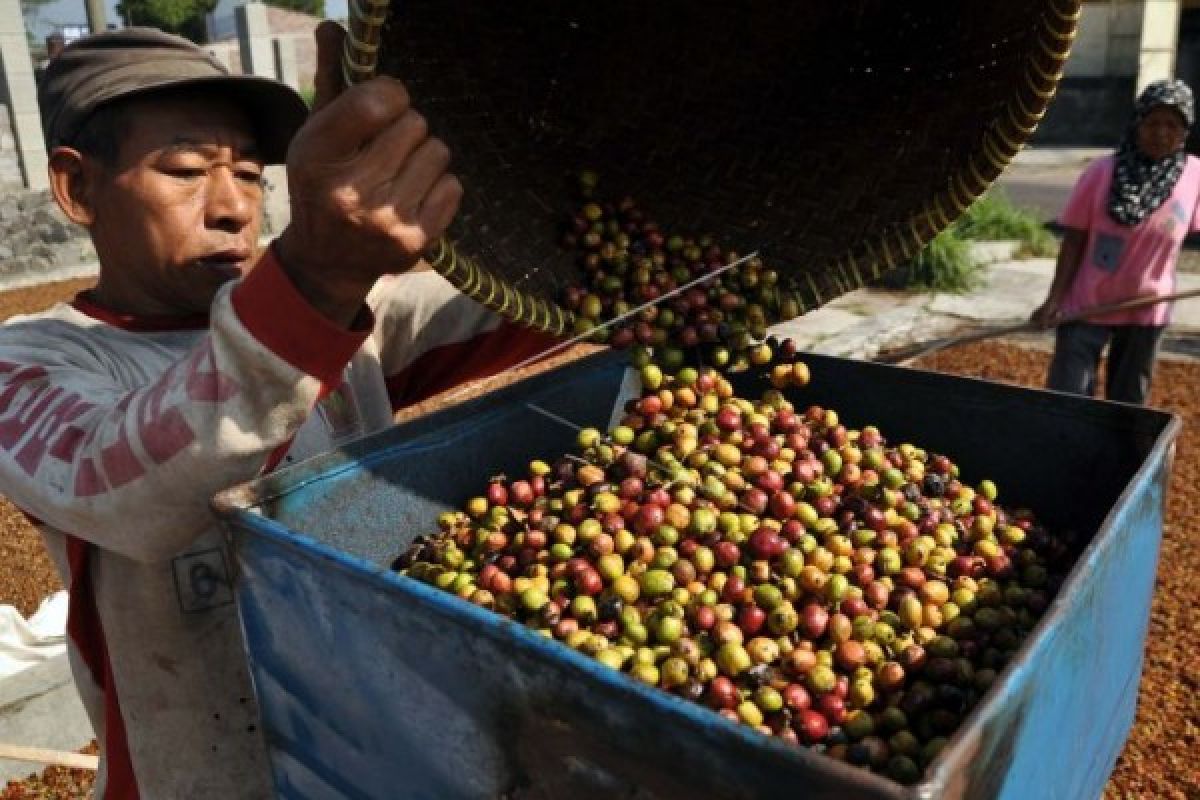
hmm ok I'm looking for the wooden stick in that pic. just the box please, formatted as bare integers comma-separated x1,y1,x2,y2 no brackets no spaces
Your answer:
0,742,98,771
874,287,1200,364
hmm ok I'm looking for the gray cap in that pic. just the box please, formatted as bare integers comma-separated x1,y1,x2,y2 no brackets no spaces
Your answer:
39,27,309,164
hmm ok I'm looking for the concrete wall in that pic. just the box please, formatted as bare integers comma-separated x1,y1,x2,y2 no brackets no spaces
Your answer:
1181,7,1200,151
1038,2,1138,144
1137,0,1183,89
0,0,46,190
1066,0,1144,77
1036,0,1187,145
1036,76,1140,145
263,5,318,90
0,102,25,188
209,5,320,92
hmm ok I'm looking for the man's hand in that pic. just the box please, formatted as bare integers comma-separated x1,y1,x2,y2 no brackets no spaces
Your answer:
310,20,347,113
274,22,463,327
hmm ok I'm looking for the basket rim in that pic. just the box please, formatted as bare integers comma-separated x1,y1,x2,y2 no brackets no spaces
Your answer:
348,1,1083,336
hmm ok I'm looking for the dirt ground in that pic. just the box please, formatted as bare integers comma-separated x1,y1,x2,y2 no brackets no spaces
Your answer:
0,279,95,621
0,279,1197,798
0,278,96,800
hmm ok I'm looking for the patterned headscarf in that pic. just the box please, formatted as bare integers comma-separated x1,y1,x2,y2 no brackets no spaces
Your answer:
1107,79,1195,226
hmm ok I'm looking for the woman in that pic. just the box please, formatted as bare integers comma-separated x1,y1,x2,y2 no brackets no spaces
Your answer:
1032,79,1199,404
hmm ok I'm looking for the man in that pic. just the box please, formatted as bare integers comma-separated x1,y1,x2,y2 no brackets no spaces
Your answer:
2,24,553,798
34,32,65,87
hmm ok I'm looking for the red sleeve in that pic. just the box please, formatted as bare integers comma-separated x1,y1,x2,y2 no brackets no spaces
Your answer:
231,247,373,387
385,322,559,410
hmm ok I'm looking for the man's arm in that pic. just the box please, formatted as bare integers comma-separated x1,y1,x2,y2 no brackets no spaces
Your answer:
0,252,367,562
1,27,469,560
0,18,513,561
364,269,558,411
290,23,561,409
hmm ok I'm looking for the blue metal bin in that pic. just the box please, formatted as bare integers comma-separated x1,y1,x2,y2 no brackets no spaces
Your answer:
213,350,1179,799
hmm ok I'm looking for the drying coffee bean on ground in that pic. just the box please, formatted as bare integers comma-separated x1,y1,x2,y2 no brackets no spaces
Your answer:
0,745,97,800
914,343,1200,800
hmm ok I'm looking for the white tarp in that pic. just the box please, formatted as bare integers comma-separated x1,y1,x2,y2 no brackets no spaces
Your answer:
0,591,67,680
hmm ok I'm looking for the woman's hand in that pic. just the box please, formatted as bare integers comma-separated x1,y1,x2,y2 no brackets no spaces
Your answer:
1030,297,1062,329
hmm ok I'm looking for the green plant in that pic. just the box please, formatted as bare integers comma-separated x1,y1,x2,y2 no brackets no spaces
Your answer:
116,0,217,42
884,189,1054,292
954,189,1056,257
896,228,979,292
265,0,325,16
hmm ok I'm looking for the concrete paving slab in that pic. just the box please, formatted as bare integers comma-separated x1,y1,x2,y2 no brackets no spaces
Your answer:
928,296,1031,325
968,241,1022,265
799,306,930,360
0,654,93,782
995,258,1057,277
823,288,927,318
927,291,1037,324
1169,272,1200,333
921,260,1052,324
770,306,863,344
981,265,1054,294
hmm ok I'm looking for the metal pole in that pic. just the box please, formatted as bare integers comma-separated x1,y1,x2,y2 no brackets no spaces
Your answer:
83,0,107,33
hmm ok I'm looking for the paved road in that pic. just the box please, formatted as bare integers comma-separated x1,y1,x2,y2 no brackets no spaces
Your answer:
993,164,1085,222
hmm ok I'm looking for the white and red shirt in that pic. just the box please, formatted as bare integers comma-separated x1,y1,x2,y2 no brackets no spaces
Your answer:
0,248,555,799
1058,153,1200,326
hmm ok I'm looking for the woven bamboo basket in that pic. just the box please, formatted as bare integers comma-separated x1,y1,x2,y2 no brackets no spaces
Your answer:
343,2,1082,337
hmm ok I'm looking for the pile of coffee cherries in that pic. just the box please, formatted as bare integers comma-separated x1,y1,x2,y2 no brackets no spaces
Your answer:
557,171,799,372
394,349,1071,785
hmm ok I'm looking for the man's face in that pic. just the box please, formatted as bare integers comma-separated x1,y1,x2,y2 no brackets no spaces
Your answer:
87,93,266,316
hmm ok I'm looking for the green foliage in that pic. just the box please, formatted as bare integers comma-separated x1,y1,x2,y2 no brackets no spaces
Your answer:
896,228,978,292
953,189,1056,257
885,188,1054,292
113,0,323,44
116,0,218,42
264,0,325,17
299,86,316,107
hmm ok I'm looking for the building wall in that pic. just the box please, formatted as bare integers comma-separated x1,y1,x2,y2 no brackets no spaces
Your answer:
0,102,25,188
263,6,317,90
207,5,319,91
1036,0,1147,145
1035,0,1200,147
